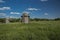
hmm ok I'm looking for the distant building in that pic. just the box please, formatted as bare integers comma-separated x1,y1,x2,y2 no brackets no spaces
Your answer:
5,17,9,24
21,12,30,23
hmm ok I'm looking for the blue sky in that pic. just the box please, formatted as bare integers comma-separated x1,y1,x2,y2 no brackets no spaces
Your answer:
0,0,60,19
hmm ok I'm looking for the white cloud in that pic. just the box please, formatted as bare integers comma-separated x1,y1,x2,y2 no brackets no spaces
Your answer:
22,11,30,14
0,7,11,10
44,13,48,15
10,12,20,14
0,13,6,16
40,0,48,2
26,8,40,11
10,16,15,18
0,0,5,3
10,16,19,18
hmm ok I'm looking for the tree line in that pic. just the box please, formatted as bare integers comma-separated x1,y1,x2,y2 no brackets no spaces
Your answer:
30,18,60,21
0,18,60,23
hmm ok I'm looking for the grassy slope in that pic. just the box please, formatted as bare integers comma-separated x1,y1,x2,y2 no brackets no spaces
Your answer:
0,21,60,40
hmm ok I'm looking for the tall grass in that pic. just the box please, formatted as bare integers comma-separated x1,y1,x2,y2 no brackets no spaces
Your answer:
0,21,60,40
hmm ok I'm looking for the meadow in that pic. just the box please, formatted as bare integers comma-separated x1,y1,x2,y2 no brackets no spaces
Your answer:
0,21,60,40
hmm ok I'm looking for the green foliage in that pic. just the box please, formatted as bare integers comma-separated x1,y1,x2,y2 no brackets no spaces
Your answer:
0,21,60,40
55,18,60,21
30,18,60,21
9,18,20,22
30,18,50,21
0,18,5,23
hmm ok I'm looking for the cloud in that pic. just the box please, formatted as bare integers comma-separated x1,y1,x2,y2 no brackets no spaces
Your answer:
10,16,15,18
10,12,20,14
44,13,48,15
0,7,11,10
10,16,20,18
26,8,40,11
40,0,48,2
0,0,5,3
0,13,6,16
22,11,30,14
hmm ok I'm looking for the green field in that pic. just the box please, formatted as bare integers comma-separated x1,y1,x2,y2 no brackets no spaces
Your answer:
0,21,60,40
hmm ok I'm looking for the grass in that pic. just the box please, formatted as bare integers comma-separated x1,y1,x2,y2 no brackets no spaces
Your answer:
0,21,60,40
